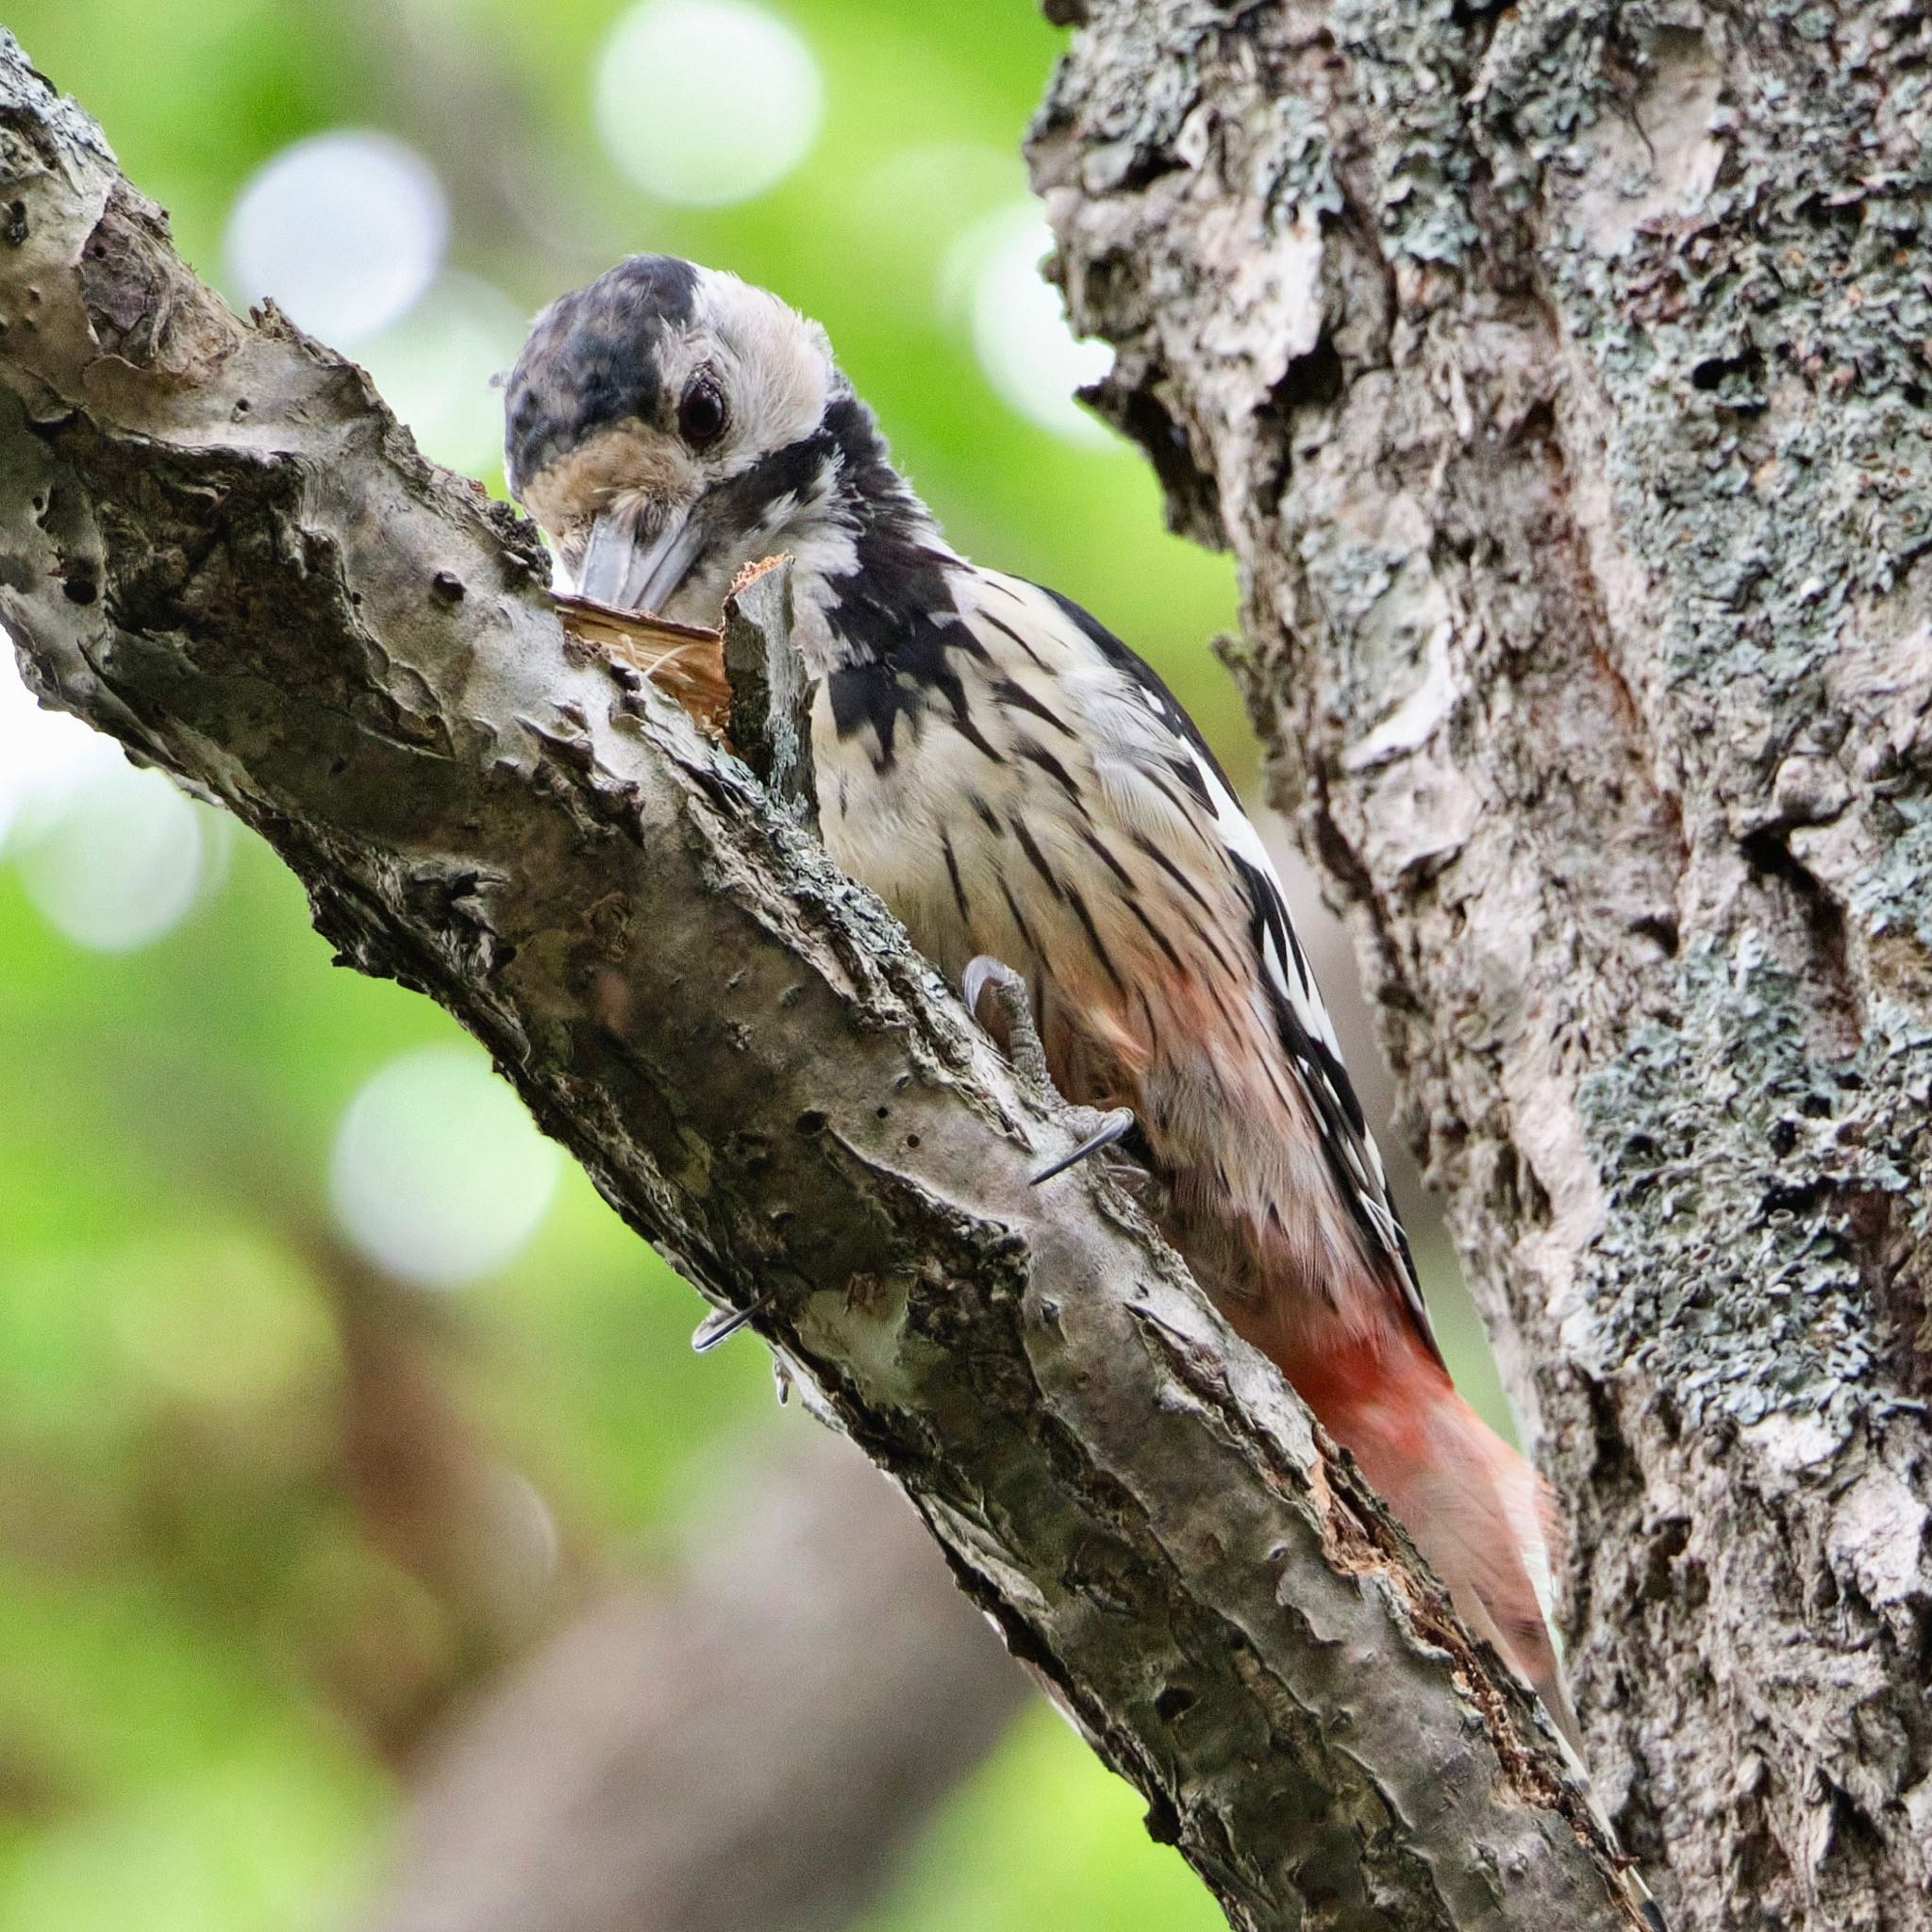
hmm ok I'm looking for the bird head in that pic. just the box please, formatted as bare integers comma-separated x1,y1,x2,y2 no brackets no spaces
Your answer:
503,255,858,626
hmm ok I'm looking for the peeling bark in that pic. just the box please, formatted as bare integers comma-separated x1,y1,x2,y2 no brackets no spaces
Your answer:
1031,5,1932,1927
0,34,1644,1932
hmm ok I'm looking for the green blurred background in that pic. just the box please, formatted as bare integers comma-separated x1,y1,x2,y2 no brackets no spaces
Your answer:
0,5,1505,1928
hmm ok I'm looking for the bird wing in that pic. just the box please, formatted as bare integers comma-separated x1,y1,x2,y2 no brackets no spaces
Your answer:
974,573,1442,1367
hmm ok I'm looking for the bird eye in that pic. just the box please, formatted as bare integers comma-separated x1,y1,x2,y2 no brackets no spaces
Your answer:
678,371,727,449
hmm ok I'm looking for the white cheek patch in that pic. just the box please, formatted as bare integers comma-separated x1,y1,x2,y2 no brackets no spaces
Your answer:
692,270,832,468
787,520,858,576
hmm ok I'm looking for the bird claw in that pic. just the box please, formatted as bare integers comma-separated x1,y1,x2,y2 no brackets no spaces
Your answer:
959,952,1021,1024
959,955,1141,1187
960,954,1053,1092
1032,1106,1137,1186
691,1295,767,1354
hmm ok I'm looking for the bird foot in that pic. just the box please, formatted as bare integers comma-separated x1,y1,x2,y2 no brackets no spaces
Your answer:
959,954,1141,1188
960,955,1050,1090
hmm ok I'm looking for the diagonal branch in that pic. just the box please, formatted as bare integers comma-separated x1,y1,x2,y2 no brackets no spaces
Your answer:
0,37,1636,1931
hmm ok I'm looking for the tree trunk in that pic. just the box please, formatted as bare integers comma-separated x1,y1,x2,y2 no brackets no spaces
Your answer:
0,33,1643,1932
1031,6,1932,1929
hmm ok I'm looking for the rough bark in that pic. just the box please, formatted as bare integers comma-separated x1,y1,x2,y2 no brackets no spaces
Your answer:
0,34,1641,1932
362,1416,1028,1932
1030,6,1932,1929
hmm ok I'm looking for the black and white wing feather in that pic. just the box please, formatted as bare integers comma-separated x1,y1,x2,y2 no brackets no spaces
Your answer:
1028,586,1441,1365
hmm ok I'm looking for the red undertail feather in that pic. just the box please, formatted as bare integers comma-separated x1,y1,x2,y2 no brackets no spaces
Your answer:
1278,1326,1571,1736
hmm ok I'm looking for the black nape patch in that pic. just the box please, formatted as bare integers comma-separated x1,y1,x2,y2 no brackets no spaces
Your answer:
503,255,701,495
813,393,984,770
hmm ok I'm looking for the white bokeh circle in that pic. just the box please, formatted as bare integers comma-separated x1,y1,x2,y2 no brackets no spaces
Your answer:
13,764,215,954
225,129,449,344
329,1046,560,1288
594,0,823,208
0,641,124,852
943,202,1114,448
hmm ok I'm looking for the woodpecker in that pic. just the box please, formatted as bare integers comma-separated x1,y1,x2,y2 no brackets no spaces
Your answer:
503,257,1659,1921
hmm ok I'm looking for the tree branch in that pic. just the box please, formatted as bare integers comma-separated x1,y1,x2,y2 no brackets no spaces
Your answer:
0,37,1638,1929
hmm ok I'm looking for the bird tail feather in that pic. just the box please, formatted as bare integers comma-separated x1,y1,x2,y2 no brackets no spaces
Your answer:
1289,1336,1667,1927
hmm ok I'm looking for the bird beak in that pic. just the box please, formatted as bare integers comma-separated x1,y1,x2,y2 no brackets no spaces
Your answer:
573,503,704,616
